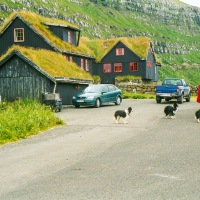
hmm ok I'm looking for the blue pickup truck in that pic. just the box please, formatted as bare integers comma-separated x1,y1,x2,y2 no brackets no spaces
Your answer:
155,78,191,104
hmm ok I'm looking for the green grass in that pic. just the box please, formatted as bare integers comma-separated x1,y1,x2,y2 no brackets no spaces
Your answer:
0,99,64,145
122,91,155,99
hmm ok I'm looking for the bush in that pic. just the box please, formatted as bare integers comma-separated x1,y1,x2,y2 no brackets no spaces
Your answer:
93,75,101,84
0,99,63,145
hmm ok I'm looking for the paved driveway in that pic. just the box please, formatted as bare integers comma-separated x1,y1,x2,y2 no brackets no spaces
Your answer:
0,99,200,200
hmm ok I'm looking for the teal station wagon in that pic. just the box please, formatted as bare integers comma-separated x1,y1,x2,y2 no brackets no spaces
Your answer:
72,84,122,108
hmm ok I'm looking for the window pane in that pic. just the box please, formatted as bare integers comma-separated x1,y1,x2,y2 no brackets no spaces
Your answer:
81,58,84,69
85,59,89,71
103,63,111,73
69,56,73,62
116,48,124,56
68,31,72,44
114,63,122,72
14,28,24,42
130,62,138,71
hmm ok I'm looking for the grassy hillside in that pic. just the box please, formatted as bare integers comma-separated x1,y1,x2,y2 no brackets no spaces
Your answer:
0,0,200,85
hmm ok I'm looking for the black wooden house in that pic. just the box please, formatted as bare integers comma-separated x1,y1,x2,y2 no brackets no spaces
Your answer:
0,46,93,105
86,38,159,84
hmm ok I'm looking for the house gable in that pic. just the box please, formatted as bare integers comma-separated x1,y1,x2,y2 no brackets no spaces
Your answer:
0,52,55,102
83,37,150,63
0,12,94,58
101,41,143,63
0,16,57,56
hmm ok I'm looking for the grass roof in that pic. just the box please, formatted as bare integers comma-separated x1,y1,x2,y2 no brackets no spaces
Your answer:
81,37,151,62
0,45,93,80
0,11,94,57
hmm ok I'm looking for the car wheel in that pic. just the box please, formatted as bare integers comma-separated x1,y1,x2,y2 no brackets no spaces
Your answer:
75,105,80,108
178,94,183,104
156,96,161,103
115,96,121,105
95,98,101,108
186,93,190,102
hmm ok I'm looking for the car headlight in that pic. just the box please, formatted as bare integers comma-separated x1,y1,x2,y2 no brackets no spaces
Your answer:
72,96,76,99
87,96,95,100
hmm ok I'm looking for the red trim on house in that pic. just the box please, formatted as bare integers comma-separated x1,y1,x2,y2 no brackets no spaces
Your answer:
130,62,138,72
103,63,112,73
114,63,122,72
116,48,124,56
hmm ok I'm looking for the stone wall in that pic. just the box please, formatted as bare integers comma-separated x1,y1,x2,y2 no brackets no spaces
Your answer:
116,82,198,96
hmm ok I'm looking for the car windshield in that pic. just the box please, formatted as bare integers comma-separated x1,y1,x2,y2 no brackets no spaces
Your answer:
84,85,105,93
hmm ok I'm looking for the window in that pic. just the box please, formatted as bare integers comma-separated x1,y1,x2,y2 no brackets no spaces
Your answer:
147,61,152,67
69,56,73,62
114,63,122,72
116,48,124,56
81,58,84,69
68,30,72,44
64,55,68,60
103,63,111,73
108,85,116,92
14,28,24,42
85,59,89,71
130,62,138,72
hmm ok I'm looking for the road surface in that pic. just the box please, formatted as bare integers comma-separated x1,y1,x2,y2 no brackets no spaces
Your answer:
0,99,200,200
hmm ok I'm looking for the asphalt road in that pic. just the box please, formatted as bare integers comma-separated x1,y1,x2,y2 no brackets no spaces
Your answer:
0,99,200,200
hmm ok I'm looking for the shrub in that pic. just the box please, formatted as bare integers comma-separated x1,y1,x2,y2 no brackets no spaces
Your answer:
0,99,63,145
93,75,101,84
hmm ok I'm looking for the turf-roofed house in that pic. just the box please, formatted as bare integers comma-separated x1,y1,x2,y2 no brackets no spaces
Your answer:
0,46,93,105
85,37,159,84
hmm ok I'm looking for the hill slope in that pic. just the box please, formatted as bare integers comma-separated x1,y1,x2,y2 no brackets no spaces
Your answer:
0,0,200,85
